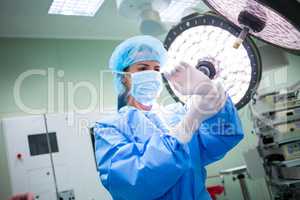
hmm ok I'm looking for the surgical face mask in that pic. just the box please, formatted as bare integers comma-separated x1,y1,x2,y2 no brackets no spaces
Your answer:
130,70,163,106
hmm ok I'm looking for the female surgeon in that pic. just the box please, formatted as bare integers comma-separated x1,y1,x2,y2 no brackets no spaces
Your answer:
94,35,244,200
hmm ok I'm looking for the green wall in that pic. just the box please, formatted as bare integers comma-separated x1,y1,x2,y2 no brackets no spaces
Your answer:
0,38,299,199
0,38,120,117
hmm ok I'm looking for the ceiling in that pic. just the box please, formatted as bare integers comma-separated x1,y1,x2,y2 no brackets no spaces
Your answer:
0,0,210,40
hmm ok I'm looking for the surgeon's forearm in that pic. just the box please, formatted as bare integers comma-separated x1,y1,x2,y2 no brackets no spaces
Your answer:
197,96,244,163
168,114,202,143
202,97,243,135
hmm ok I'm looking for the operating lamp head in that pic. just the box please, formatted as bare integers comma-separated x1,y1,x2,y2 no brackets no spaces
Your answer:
163,12,262,109
203,0,300,53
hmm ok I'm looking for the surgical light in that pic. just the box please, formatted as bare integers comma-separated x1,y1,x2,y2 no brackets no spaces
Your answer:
203,0,300,52
48,0,105,16
163,13,262,109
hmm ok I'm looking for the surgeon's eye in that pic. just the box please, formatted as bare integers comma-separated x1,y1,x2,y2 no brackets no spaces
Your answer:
138,66,147,71
154,67,160,72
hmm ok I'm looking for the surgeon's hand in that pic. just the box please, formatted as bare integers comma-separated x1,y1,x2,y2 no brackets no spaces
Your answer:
164,61,228,144
186,82,227,122
164,62,214,96
167,78,227,144
8,193,34,200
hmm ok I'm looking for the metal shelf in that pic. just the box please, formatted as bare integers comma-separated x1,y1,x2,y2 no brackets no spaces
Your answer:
260,136,300,148
272,158,300,167
219,165,247,175
270,178,300,187
277,135,300,145
260,103,300,115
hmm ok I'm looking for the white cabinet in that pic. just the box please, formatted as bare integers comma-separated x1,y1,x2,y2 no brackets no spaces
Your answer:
0,113,112,200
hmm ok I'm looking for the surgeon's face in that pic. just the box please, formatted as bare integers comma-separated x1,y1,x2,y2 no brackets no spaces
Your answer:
123,61,160,90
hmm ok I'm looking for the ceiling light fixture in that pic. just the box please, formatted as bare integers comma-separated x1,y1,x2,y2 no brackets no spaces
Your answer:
48,0,105,16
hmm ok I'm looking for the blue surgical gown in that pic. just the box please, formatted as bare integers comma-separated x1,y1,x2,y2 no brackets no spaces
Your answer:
94,97,244,200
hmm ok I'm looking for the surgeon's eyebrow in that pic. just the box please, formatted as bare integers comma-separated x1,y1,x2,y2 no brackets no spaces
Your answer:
137,63,160,71
137,63,150,67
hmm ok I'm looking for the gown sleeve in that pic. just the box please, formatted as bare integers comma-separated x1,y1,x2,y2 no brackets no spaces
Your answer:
196,97,244,166
94,123,190,200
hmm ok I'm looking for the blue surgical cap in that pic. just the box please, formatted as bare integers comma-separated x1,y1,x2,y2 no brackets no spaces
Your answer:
109,35,167,95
